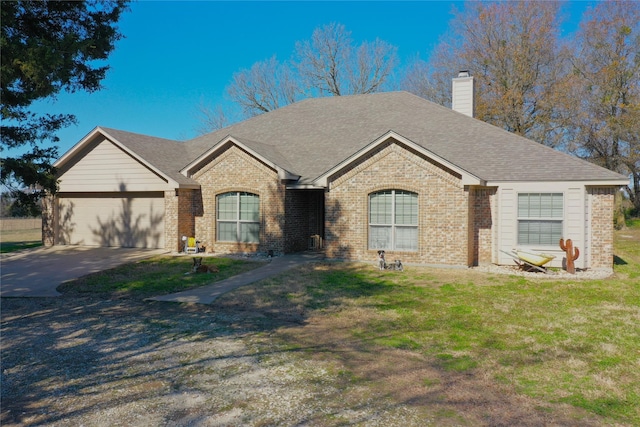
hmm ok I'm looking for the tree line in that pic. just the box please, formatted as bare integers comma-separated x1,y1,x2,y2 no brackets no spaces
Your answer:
1,1,638,215
205,2,639,213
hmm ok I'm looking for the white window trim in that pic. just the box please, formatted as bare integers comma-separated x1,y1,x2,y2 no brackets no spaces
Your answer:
217,192,260,243
517,192,564,246
368,190,418,251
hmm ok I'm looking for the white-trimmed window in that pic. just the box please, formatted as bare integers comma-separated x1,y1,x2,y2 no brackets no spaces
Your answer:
369,190,418,251
517,193,563,245
217,192,260,243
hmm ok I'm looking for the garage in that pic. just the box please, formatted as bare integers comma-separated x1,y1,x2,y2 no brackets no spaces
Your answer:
48,128,187,249
56,192,165,248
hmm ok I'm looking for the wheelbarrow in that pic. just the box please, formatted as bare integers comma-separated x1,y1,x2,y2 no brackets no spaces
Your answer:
500,249,556,273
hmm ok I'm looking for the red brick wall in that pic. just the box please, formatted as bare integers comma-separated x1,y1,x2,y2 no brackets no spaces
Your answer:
165,189,199,251
589,187,615,268
324,142,470,265
164,190,179,252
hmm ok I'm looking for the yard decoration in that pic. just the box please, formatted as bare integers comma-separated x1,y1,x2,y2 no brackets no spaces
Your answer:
559,238,579,274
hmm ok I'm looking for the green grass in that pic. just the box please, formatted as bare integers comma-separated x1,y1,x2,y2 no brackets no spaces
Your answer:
0,228,42,253
58,255,262,298
364,274,634,421
50,222,640,424
0,240,43,253
241,223,640,425
626,218,640,228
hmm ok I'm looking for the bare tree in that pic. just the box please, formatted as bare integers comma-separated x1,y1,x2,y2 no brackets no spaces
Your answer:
220,23,398,119
295,23,397,97
568,1,640,211
405,2,568,146
401,50,454,107
227,56,302,117
195,103,231,134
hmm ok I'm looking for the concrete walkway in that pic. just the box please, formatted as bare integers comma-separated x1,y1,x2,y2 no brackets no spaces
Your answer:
147,251,325,304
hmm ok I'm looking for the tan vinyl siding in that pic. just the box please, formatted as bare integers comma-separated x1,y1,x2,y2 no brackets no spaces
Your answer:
566,187,586,269
496,182,601,268
58,137,169,192
497,187,516,264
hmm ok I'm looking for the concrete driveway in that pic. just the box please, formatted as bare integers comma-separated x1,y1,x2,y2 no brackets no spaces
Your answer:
1,246,167,297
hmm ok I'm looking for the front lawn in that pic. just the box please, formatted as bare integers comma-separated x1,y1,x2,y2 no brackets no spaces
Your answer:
213,224,640,425
53,224,640,425
0,228,42,253
58,255,263,299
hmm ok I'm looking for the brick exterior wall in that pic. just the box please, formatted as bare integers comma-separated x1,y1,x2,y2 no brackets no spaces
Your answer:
285,189,324,252
42,194,55,246
45,141,620,269
164,190,179,252
191,145,288,255
324,142,470,265
588,187,615,268
166,188,199,252
469,187,497,266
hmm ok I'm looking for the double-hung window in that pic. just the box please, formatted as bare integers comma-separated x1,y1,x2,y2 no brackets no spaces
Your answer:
217,192,260,243
369,190,418,251
517,193,563,245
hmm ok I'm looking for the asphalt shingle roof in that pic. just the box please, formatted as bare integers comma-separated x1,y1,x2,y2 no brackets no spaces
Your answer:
95,91,627,186
98,127,199,187
186,91,626,183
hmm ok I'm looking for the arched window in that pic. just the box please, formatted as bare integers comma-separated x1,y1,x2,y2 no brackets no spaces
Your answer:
369,190,418,251
216,192,260,243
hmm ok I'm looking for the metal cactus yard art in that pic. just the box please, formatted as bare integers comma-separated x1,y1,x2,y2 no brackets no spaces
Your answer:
559,238,580,274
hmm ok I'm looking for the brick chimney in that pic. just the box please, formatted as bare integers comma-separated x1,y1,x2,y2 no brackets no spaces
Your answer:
452,70,474,118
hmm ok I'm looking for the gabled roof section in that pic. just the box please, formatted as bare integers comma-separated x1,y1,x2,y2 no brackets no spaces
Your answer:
315,131,484,188
186,91,628,185
56,91,628,192
181,135,300,181
55,127,199,188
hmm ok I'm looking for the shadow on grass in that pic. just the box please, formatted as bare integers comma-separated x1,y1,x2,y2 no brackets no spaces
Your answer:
613,255,627,265
0,240,42,254
1,260,397,426
56,256,263,299
2,261,628,426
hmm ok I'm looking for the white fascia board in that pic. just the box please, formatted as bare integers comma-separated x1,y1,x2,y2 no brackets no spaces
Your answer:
54,126,180,189
180,135,300,182
314,131,483,188
485,179,630,187
53,126,103,167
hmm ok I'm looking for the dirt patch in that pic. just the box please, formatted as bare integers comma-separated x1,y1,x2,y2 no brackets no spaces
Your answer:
273,309,603,427
3,294,433,427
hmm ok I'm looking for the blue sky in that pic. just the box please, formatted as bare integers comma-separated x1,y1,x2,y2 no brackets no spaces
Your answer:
26,1,596,157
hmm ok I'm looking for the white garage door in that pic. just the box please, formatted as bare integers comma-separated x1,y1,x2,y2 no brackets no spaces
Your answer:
56,193,165,248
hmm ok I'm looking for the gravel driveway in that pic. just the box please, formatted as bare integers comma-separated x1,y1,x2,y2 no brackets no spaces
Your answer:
1,295,427,426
